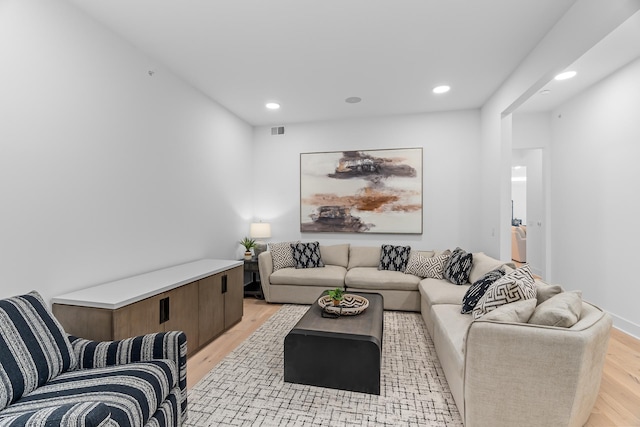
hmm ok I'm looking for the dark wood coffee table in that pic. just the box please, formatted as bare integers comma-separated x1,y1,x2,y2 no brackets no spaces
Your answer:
284,291,383,395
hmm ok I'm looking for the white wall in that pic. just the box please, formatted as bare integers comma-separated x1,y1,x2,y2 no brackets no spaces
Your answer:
252,110,482,251
549,56,640,337
512,113,551,277
479,1,640,261
0,0,253,304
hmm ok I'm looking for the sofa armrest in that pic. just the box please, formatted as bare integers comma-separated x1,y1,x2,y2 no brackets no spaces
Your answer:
69,330,187,422
258,251,273,302
463,311,612,427
0,402,111,427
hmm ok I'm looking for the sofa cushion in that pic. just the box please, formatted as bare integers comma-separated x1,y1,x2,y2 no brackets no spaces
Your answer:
535,282,564,304
405,251,450,279
431,304,473,374
419,278,471,306
468,252,507,284
347,246,381,269
270,265,347,287
444,247,473,285
0,291,77,411
479,298,537,323
1,360,177,427
320,244,350,268
529,291,583,328
345,267,420,291
461,269,505,314
378,245,411,272
473,265,536,320
269,241,299,271
291,241,325,269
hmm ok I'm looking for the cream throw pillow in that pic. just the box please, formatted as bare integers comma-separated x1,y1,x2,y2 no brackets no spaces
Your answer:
535,282,564,305
479,299,537,323
528,291,583,328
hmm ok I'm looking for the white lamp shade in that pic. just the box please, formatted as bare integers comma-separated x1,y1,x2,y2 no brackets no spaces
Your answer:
250,222,271,239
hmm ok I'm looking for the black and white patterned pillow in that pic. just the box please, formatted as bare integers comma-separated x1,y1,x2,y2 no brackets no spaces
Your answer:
444,247,473,285
405,252,450,279
473,264,536,320
291,242,325,269
378,245,411,272
461,269,505,314
268,241,298,271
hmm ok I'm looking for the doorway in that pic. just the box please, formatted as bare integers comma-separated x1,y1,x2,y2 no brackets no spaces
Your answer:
511,149,544,277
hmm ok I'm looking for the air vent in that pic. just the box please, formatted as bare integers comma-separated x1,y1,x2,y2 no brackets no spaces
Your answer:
271,126,285,136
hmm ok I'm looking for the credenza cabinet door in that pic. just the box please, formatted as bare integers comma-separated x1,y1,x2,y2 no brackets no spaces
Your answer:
165,281,200,355
224,266,244,329
113,294,164,339
198,273,225,347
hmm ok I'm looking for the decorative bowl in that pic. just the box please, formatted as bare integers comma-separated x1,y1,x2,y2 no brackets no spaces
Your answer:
318,294,369,316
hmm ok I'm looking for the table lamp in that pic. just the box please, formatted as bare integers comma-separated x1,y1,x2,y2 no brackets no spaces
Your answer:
250,222,271,258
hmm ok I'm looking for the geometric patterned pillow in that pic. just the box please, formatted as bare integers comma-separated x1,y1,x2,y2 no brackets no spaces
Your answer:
378,245,411,272
404,252,432,277
473,264,536,320
268,241,299,272
0,291,77,411
405,252,450,279
291,241,325,269
461,269,505,314
443,247,474,285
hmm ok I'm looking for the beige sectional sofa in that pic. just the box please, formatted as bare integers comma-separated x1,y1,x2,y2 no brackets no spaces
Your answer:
257,244,612,427
259,244,423,311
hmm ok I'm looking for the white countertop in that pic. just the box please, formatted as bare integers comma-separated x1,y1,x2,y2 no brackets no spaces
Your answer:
51,259,243,310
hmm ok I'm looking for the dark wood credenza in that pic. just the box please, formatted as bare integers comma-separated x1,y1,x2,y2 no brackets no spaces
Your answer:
52,259,243,357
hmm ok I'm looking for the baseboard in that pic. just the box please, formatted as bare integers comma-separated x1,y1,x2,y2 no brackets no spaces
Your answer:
610,312,640,340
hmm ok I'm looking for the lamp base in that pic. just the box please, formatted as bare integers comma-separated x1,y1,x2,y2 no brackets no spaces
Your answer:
254,242,268,258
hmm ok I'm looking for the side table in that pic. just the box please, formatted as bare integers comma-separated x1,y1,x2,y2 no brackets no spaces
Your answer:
243,258,264,299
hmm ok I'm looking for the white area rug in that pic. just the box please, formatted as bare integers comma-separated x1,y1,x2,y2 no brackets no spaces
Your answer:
186,305,462,426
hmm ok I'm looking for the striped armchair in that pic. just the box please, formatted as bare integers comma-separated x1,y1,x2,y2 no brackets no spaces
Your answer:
0,291,187,427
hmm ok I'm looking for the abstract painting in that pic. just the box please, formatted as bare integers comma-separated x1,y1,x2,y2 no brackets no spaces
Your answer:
300,148,423,234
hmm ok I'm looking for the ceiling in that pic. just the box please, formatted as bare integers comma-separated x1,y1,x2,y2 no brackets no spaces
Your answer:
518,9,640,113
66,0,579,126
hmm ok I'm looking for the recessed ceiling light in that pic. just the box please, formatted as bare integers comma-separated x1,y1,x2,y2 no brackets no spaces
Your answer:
432,85,450,94
265,102,280,110
345,96,362,104
539,89,551,95
554,71,577,81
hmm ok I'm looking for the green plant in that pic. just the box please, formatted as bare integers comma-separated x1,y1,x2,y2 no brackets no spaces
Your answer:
239,237,256,251
327,287,344,302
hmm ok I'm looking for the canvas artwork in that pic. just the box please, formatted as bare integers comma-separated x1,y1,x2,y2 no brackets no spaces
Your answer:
300,148,423,234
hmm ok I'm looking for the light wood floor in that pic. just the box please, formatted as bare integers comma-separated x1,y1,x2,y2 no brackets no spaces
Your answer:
187,298,281,388
187,298,640,426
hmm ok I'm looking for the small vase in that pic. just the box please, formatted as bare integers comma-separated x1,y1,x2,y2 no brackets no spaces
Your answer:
244,251,252,260
332,299,341,306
